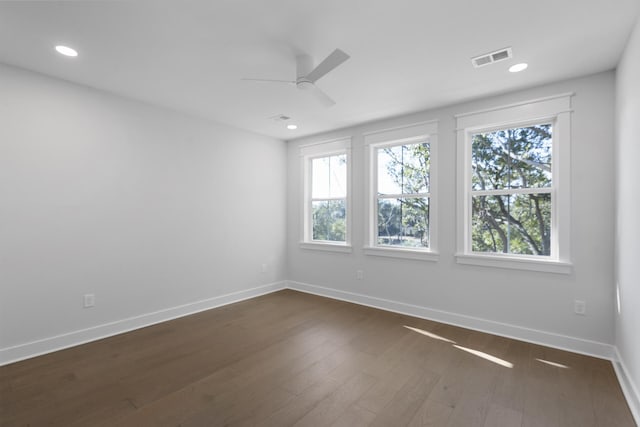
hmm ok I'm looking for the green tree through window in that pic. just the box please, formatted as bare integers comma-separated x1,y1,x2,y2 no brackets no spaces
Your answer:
471,124,552,255
376,142,431,248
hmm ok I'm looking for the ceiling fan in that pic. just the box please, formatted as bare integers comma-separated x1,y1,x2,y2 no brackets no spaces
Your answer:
242,48,350,107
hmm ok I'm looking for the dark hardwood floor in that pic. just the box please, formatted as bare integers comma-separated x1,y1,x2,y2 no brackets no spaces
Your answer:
0,289,634,426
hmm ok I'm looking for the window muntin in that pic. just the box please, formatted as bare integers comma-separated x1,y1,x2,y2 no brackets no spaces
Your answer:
469,124,553,256
310,153,347,242
375,140,431,249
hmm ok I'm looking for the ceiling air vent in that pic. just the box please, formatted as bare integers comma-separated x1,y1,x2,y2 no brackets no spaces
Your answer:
471,47,513,68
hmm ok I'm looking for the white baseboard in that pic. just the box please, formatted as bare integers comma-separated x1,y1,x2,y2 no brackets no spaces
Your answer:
613,347,640,425
286,280,614,360
0,281,286,366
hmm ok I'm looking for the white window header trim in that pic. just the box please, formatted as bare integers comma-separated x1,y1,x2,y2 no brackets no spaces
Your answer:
299,137,351,157
364,120,438,145
455,93,574,121
456,94,572,131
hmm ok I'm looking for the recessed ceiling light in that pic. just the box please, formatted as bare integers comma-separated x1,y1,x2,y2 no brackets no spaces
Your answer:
55,45,78,57
287,124,298,130
509,63,528,73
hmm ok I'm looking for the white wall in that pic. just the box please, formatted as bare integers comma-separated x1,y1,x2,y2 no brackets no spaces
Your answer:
615,14,640,420
0,64,287,363
287,71,616,357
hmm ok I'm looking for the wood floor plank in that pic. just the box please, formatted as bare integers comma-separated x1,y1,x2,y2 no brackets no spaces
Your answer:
261,377,343,427
408,399,454,427
482,403,523,427
369,369,440,426
280,346,352,395
356,361,418,413
0,289,634,427
292,372,378,426
489,338,530,413
330,404,377,427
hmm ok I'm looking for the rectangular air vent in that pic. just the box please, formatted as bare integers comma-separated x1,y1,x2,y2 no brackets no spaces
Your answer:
471,47,513,68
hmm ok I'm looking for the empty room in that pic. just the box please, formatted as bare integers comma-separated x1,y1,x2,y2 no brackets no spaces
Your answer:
1,1,639,426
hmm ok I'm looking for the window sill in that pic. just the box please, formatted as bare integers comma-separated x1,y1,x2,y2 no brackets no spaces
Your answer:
455,253,572,274
364,246,439,261
299,242,353,253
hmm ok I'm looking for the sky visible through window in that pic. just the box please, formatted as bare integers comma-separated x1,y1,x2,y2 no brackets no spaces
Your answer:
312,155,346,199
377,144,429,195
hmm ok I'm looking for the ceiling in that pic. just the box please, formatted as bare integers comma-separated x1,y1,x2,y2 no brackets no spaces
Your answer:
1,1,638,140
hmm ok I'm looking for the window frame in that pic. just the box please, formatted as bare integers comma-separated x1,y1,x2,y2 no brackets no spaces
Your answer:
299,138,352,252
455,94,573,273
364,121,439,261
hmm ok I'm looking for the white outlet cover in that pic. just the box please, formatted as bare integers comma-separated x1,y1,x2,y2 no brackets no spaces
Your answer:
84,294,95,308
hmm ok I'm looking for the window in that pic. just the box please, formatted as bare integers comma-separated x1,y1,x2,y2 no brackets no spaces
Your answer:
300,138,351,252
376,142,431,247
311,154,347,242
471,124,552,255
364,122,438,260
456,94,572,273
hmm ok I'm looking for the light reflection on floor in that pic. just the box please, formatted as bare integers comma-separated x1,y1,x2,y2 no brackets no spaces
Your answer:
403,325,456,343
405,325,514,368
453,344,514,368
535,358,570,369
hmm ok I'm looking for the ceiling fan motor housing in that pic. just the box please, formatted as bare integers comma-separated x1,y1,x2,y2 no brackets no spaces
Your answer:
296,79,314,90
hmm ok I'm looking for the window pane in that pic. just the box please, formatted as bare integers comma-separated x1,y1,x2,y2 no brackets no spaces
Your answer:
472,195,509,253
472,193,551,256
312,157,329,198
472,124,552,191
377,197,429,248
377,146,403,195
508,193,551,255
312,154,346,199
377,142,430,195
329,154,347,197
312,199,346,242
401,143,430,194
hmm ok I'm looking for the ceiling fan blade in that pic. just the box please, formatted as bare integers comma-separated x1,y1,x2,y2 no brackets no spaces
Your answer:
241,78,295,84
310,85,336,107
306,49,350,83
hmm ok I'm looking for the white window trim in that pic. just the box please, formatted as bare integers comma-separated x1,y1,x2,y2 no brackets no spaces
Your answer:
299,138,352,252
455,93,572,274
364,121,439,261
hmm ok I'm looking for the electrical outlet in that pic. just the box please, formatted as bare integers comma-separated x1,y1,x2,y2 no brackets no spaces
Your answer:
83,294,95,308
356,270,364,280
261,263,268,273
574,300,586,315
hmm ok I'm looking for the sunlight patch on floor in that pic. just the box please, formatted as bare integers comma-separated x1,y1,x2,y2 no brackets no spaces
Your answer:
535,358,569,369
403,325,456,343
453,345,514,368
